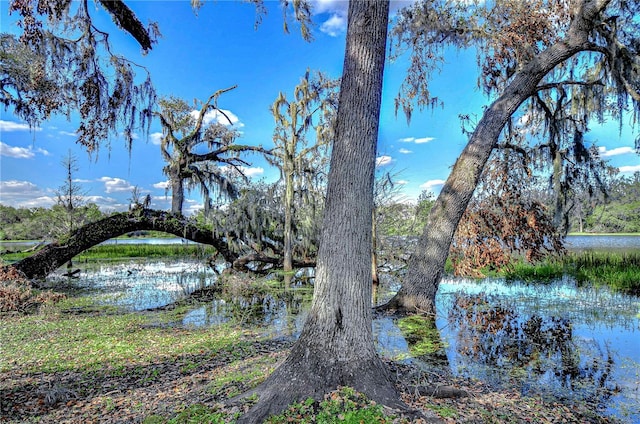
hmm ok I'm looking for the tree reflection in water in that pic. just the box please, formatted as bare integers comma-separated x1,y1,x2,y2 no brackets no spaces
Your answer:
448,293,620,408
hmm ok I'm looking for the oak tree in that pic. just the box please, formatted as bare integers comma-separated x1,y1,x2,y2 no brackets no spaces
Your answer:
384,0,640,315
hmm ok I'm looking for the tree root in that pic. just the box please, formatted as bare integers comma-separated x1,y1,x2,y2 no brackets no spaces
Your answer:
228,343,443,423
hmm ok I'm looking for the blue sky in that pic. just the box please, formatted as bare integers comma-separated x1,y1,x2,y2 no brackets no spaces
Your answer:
1,0,638,215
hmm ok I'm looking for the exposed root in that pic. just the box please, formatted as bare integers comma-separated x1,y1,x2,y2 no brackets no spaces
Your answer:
230,343,443,423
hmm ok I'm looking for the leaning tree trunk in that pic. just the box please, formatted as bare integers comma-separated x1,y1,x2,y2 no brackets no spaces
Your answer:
233,2,427,423
3,209,237,280
381,1,601,315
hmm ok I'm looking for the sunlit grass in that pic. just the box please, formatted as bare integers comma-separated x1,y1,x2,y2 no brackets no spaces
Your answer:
0,306,246,374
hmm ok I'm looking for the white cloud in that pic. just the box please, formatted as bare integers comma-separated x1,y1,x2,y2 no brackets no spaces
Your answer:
420,179,446,192
240,166,264,177
0,180,41,196
320,14,347,36
310,0,348,36
398,136,435,144
618,164,640,173
83,195,121,211
396,180,408,185
398,148,413,154
153,181,171,190
149,132,164,145
0,180,56,208
59,130,77,137
183,198,204,216
99,177,135,193
376,155,393,167
13,196,57,209
414,137,435,144
0,120,39,132
120,131,139,140
0,141,50,158
599,146,635,157
191,108,244,127
312,0,348,14
0,142,34,159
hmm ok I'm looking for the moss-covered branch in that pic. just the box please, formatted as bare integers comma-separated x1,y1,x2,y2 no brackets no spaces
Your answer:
3,209,238,280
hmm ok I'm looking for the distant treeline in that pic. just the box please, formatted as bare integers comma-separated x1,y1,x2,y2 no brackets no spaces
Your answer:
1,172,639,242
0,203,104,241
574,172,640,233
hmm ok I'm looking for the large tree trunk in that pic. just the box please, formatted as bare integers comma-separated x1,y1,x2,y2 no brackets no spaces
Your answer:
233,2,432,423
3,209,237,280
381,0,603,315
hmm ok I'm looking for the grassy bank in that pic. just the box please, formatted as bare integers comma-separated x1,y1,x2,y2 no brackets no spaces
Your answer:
505,251,640,295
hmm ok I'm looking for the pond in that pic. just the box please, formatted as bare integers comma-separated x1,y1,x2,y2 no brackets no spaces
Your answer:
565,234,640,252
405,277,639,423
48,253,640,423
51,259,218,310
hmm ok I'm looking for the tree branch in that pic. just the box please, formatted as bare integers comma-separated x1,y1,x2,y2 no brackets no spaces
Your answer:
97,0,154,52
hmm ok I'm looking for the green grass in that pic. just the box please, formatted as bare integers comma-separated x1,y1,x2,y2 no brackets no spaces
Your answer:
144,404,232,424
144,387,402,424
504,251,640,295
567,232,640,236
0,303,245,374
78,244,217,260
396,315,447,358
0,289,401,424
423,403,457,419
1,243,218,262
505,259,566,282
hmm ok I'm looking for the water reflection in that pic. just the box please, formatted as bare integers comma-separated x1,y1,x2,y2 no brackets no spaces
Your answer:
52,259,217,310
436,277,639,423
448,293,617,403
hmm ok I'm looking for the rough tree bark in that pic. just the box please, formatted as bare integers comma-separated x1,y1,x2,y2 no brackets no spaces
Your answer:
233,2,436,422
3,209,237,280
381,0,609,315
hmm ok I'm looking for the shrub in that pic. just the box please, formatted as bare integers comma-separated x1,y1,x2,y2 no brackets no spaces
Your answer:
0,266,65,313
